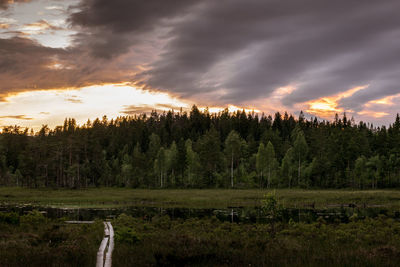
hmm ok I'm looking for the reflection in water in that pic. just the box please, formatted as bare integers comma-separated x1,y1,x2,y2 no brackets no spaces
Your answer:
0,205,397,223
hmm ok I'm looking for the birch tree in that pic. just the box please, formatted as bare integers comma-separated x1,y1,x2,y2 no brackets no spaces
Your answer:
224,130,242,188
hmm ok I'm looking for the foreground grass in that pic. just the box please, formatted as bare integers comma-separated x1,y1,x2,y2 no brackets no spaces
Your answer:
113,214,400,266
1,187,400,208
0,211,103,267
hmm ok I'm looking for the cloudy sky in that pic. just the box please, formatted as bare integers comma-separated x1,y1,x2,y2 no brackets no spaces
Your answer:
1,0,400,130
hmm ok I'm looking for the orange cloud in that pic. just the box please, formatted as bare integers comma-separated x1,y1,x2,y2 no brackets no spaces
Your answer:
358,111,389,118
0,23,9,29
305,85,368,118
0,115,33,120
201,105,261,114
365,94,400,107
356,93,400,119
21,19,62,35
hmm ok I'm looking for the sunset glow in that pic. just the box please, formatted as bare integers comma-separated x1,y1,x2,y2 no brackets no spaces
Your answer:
202,105,261,114
366,94,399,106
0,84,190,130
305,85,368,118
0,82,268,131
358,111,390,118
1,0,400,129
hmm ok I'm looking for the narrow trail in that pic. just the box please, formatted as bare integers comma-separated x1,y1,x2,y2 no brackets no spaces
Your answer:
96,222,114,267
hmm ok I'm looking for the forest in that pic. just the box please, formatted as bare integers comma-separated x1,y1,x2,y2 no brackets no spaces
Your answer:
1,105,400,189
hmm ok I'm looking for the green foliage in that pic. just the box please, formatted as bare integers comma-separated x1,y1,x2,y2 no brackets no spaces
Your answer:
185,139,201,187
293,129,308,187
261,191,282,221
0,212,19,225
256,142,266,187
115,213,137,226
265,141,278,187
0,213,103,266
115,226,141,244
281,147,295,187
20,210,46,228
1,107,400,189
113,214,400,267
224,130,244,187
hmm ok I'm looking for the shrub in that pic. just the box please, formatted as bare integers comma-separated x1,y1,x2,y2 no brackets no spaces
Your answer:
20,210,46,228
0,212,19,225
115,226,141,244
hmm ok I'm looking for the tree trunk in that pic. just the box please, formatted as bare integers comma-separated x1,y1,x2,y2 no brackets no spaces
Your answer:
268,166,271,188
231,152,234,188
77,156,80,189
45,165,48,187
298,155,301,187
188,166,191,187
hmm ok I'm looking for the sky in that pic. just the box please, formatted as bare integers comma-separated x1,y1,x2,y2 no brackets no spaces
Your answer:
1,0,400,130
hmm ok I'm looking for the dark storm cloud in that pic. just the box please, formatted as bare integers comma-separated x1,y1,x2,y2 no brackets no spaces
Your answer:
2,0,400,112
0,37,138,96
68,0,200,58
0,0,201,95
138,0,400,107
338,70,400,112
0,37,67,93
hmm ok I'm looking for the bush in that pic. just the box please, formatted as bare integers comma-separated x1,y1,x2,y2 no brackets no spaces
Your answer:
0,212,19,225
115,226,141,244
20,210,46,228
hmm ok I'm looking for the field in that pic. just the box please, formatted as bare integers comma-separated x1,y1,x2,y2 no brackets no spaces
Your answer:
2,210,400,266
2,188,400,266
1,187,400,208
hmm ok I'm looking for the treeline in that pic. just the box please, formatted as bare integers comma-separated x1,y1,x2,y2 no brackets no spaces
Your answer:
1,106,400,189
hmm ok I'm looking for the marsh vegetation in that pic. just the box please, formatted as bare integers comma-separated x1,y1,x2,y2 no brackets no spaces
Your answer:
2,187,400,209
2,190,400,266
112,212,400,266
0,211,103,267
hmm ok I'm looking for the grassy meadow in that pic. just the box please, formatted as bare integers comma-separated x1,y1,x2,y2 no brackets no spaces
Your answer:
1,187,400,208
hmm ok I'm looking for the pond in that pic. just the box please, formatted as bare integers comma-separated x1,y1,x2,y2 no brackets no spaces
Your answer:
1,204,399,223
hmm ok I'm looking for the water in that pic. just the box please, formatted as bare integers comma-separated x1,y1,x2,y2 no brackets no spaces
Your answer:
1,204,399,223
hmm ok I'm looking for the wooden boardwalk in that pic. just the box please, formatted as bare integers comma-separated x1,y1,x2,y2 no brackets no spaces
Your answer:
96,222,114,267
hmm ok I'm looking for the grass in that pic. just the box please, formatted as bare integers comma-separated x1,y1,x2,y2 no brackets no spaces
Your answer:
2,189,400,266
1,187,400,208
112,213,400,266
0,211,103,267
